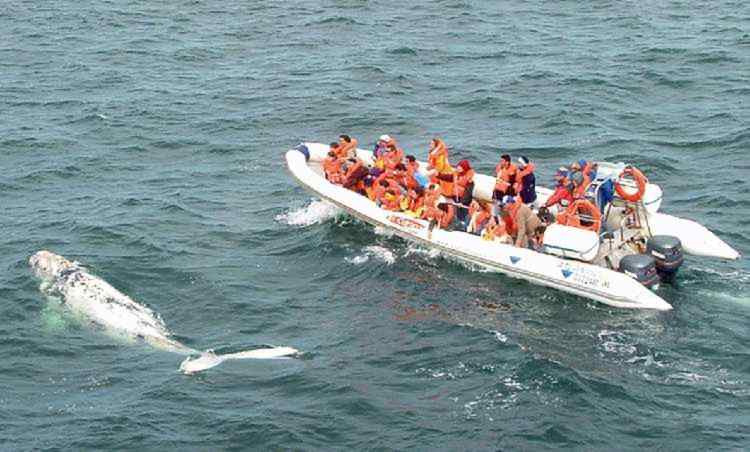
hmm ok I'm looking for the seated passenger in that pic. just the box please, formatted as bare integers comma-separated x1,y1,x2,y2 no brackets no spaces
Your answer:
422,184,446,226
482,217,512,244
383,142,404,171
343,158,368,194
401,187,425,218
467,200,492,235
544,167,574,212
514,156,537,205
375,179,403,211
427,138,454,197
323,150,343,184
373,135,392,159
405,155,429,189
568,160,591,199
335,134,358,159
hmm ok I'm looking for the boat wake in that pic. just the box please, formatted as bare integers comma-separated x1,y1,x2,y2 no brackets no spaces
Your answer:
346,245,396,265
275,199,341,226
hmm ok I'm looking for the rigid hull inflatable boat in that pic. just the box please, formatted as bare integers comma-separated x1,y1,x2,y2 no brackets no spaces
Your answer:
285,142,739,311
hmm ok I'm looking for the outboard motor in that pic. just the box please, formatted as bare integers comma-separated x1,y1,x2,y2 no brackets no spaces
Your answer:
619,254,660,288
647,235,684,280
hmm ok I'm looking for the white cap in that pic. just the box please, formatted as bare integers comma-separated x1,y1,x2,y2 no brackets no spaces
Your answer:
378,134,392,143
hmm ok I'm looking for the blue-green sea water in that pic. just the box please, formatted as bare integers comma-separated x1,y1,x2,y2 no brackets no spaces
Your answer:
2,1,750,450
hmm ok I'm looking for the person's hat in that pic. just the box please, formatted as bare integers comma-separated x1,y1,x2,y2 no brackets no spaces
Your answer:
501,195,515,206
378,134,392,143
518,156,530,167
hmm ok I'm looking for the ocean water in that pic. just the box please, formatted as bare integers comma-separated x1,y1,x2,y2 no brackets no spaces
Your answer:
2,1,750,450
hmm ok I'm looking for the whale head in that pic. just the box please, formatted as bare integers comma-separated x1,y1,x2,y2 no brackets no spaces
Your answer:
29,250,77,280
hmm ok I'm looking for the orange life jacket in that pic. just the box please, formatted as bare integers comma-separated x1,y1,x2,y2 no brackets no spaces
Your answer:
454,168,475,198
335,138,358,159
494,162,518,193
323,156,342,183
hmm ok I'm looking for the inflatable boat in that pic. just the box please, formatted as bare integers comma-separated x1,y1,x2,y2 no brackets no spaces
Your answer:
285,142,740,311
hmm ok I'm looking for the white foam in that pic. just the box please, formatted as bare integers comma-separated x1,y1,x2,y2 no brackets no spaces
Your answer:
276,200,341,226
346,245,396,265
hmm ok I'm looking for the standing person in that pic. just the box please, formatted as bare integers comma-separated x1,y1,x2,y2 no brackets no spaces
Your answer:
453,159,475,226
514,156,537,205
427,138,454,197
493,153,517,197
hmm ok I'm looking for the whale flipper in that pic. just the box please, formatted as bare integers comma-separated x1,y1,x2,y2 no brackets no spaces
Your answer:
178,346,299,374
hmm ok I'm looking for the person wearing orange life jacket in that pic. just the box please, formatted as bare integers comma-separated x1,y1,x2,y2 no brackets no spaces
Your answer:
567,160,593,199
335,134,358,159
544,167,574,212
493,154,518,198
343,158,369,194
426,138,454,197
375,178,403,211
482,216,511,244
422,183,447,227
500,195,542,249
383,142,404,171
323,149,343,184
452,159,475,226
467,200,492,235
401,186,425,218
373,135,392,160
513,156,537,205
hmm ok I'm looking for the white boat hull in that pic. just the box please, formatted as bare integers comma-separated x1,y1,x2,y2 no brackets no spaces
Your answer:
285,144,673,311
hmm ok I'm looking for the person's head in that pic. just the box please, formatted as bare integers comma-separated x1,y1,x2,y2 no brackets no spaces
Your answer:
570,161,581,171
457,159,471,173
378,134,392,145
327,151,335,158
406,155,416,163
501,154,511,167
339,134,351,144
501,195,515,209
518,156,530,168
395,163,406,172
379,179,389,187
554,166,568,185
330,142,339,149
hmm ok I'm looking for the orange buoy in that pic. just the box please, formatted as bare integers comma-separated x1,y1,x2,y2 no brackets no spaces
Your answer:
615,166,648,202
556,199,602,232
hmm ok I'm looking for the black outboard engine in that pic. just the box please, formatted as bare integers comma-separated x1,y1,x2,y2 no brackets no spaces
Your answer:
619,254,660,288
647,235,684,280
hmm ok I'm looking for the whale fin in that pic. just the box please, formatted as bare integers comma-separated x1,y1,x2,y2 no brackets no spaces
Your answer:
178,346,299,374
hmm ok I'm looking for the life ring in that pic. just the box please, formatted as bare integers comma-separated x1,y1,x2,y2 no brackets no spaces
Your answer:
615,166,648,202
556,199,602,232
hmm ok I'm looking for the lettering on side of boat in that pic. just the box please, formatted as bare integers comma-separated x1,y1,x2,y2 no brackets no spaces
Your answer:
558,262,602,287
387,215,425,230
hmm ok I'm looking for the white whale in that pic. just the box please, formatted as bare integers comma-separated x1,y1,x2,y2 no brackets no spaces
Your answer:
29,250,299,374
